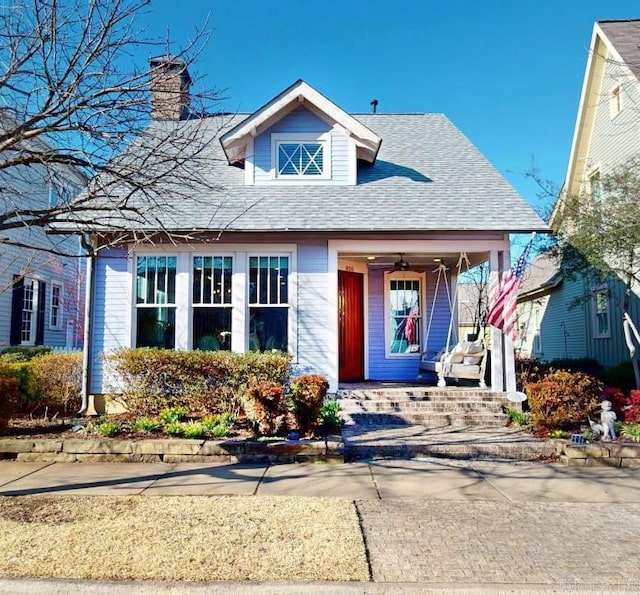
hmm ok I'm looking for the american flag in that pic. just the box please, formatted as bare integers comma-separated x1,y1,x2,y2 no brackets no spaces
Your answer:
486,236,535,342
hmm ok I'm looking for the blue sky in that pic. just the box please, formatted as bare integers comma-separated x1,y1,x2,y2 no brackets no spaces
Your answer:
141,0,639,222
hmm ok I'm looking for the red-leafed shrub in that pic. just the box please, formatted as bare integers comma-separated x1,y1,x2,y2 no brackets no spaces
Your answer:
243,381,287,437
526,370,602,435
625,390,640,423
601,387,628,417
290,374,329,436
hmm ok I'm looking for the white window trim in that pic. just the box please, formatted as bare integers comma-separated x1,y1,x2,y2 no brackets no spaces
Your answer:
190,253,234,351
49,282,63,331
132,254,179,348
21,277,39,346
591,285,610,339
609,84,623,119
587,166,602,202
129,245,298,360
270,132,332,181
383,270,426,358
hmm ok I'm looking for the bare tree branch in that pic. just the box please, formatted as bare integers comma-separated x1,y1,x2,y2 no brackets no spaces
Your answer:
0,0,232,258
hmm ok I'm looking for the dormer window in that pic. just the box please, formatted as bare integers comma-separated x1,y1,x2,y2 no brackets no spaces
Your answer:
279,143,323,176
271,133,331,180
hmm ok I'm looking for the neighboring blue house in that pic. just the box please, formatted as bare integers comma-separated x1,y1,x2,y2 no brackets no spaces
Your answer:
0,110,85,351
80,57,545,407
544,20,640,369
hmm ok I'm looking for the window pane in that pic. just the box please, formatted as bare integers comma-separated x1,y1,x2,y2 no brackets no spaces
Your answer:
249,257,257,303
259,256,269,304
389,278,421,354
249,307,288,351
193,307,232,351
136,307,175,349
280,256,289,303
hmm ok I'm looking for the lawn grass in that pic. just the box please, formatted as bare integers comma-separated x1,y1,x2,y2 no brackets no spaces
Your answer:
0,495,369,582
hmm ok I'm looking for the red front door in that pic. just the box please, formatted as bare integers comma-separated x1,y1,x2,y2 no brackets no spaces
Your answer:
338,270,364,381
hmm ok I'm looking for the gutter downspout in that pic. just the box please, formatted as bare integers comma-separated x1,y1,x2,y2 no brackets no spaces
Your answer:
79,234,97,416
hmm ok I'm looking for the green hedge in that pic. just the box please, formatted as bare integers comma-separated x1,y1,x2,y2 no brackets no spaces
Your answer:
107,348,292,416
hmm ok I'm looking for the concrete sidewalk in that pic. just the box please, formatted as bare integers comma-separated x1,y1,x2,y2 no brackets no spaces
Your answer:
2,458,640,501
3,459,640,593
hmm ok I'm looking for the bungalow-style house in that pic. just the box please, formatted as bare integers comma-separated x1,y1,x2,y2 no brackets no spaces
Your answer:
0,110,85,351
78,57,546,407
548,19,640,369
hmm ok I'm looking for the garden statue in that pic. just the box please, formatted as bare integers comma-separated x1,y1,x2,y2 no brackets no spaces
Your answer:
589,400,617,441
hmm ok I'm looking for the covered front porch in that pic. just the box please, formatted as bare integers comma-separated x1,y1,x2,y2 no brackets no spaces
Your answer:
327,237,517,394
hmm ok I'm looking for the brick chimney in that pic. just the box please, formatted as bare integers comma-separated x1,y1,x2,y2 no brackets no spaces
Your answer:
149,55,192,120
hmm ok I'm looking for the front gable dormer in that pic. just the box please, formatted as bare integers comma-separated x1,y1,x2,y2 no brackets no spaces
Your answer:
220,80,381,186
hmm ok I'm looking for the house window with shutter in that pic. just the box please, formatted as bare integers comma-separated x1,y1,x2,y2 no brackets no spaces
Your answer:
10,276,46,346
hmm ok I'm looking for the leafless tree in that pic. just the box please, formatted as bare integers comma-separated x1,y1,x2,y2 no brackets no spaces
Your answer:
0,0,229,258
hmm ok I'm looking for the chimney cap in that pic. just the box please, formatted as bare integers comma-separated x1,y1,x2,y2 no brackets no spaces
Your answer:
149,54,192,85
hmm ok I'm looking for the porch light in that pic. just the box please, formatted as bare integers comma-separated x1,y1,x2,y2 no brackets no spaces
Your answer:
366,256,376,260
433,258,442,263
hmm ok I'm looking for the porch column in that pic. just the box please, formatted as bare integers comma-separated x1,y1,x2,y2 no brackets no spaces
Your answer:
327,242,340,393
489,250,504,392
488,248,517,393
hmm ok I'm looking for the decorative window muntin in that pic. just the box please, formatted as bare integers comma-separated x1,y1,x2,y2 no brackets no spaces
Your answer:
278,142,323,176
192,256,233,351
249,255,289,351
49,283,63,330
271,133,331,180
385,271,424,357
135,255,177,348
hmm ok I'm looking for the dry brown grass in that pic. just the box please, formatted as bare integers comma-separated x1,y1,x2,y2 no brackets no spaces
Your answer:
0,495,369,582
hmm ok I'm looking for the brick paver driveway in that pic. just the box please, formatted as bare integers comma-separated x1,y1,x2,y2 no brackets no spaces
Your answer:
357,499,640,589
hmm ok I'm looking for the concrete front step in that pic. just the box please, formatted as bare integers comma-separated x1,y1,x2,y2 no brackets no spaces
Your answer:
339,400,506,414
337,387,509,429
344,412,508,428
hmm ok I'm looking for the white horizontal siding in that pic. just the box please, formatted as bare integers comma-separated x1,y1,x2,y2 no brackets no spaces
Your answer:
587,58,640,176
253,107,349,184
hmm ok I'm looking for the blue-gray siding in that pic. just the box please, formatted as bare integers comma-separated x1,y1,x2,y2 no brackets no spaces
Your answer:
296,238,331,376
90,248,130,393
368,268,453,381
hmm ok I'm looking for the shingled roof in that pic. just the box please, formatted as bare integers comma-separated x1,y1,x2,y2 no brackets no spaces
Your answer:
599,19,640,82
65,110,547,234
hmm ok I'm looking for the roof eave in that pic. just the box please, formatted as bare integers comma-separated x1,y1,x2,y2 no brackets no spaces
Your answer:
219,80,382,165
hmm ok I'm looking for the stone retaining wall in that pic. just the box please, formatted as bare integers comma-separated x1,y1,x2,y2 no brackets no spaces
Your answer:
556,441,640,468
0,438,344,464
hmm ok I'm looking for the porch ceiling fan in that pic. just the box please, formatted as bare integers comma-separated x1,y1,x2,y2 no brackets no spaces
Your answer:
393,252,414,271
